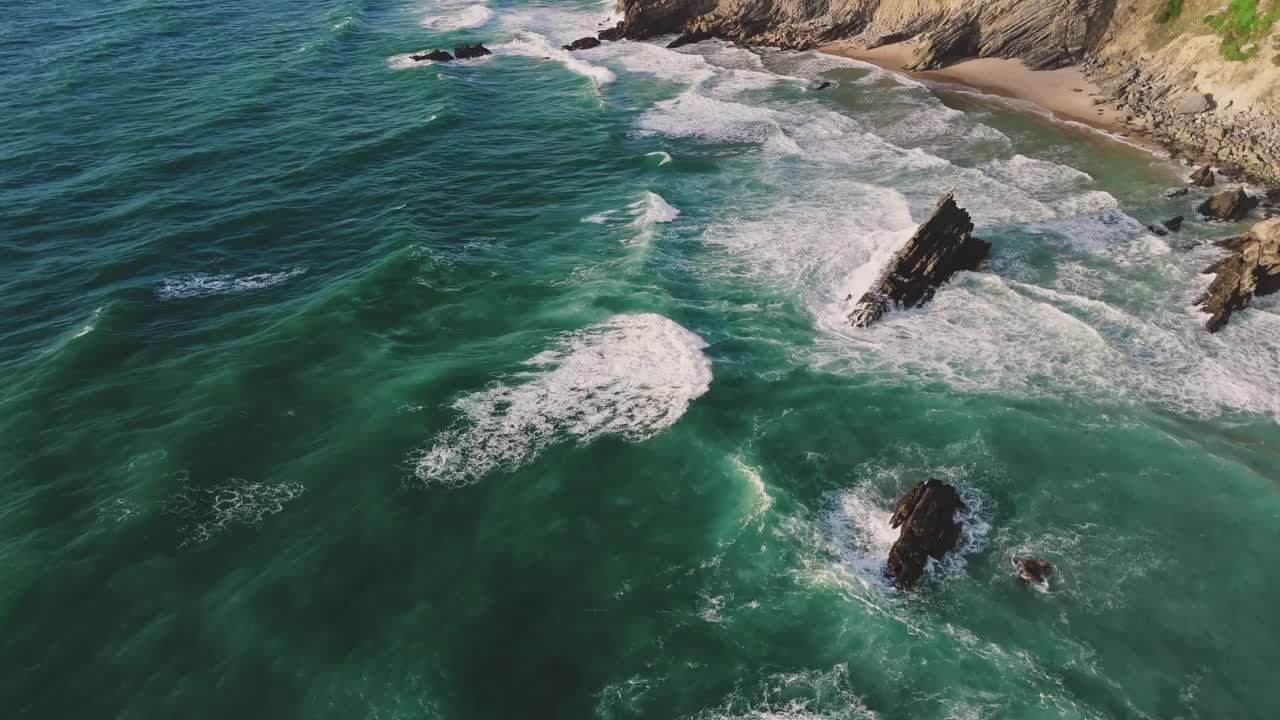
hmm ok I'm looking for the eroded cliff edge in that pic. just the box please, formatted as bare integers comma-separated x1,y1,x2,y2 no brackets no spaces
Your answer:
612,0,1280,184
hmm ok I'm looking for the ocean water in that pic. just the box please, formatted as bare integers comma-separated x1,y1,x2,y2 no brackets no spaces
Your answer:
3,0,1280,717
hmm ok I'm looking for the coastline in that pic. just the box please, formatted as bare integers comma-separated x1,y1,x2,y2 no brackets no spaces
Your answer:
819,41,1150,149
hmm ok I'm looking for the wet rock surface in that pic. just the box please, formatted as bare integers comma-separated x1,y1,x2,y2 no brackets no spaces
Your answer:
1016,558,1053,585
562,37,602,51
1190,165,1216,187
848,192,989,328
453,43,492,59
411,49,454,62
886,479,967,591
1195,219,1280,332
1198,188,1260,222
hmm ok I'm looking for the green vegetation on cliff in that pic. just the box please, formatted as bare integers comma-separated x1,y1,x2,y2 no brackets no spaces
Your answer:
1203,0,1279,60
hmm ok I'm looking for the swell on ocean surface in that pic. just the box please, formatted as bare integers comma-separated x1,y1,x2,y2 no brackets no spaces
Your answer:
415,313,712,486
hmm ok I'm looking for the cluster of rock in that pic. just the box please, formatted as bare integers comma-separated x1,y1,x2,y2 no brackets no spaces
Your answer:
1086,58,1280,185
886,479,967,590
1195,219,1280,333
847,192,989,328
410,44,492,62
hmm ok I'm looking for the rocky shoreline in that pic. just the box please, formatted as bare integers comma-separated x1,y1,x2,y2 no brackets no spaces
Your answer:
605,0,1280,186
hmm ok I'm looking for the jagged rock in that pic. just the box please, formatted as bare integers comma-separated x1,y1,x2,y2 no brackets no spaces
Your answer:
562,37,602,51
1175,92,1213,115
1266,188,1280,206
666,30,715,49
1195,219,1280,332
1016,559,1053,585
411,49,454,62
598,22,626,41
1165,187,1190,198
1145,223,1168,237
1165,215,1184,232
1190,165,1216,187
886,479,967,591
810,80,832,90
453,43,492,59
848,192,989,328
1198,188,1259,222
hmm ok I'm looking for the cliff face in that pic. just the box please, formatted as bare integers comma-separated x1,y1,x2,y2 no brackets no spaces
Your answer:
615,0,1280,183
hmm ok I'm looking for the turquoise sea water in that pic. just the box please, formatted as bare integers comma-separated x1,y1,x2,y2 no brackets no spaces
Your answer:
4,1,1280,717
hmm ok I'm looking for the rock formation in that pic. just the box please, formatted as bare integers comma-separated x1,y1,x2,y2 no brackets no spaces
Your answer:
1165,216,1184,233
453,43,492,59
598,22,626,41
848,192,989,328
411,49,454,62
1016,558,1053,586
613,0,1280,184
886,479,967,591
562,37,602,51
1198,188,1260,222
1190,165,1216,188
1195,219,1280,333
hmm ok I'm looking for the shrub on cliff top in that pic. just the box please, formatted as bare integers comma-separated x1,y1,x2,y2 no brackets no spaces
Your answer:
1156,0,1183,24
1204,0,1280,60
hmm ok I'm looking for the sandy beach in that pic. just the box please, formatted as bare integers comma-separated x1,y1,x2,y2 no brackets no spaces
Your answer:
820,41,1133,136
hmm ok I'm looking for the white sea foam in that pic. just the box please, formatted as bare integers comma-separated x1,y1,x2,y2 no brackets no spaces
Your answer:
157,267,305,300
732,454,774,526
164,477,305,545
695,665,878,720
415,314,712,486
494,31,615,87
629,191,680,227
645,151,672,166
71,306,103,339
420,4,493,31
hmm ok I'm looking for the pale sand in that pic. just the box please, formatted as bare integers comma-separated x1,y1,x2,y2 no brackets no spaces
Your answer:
820,41,1133,136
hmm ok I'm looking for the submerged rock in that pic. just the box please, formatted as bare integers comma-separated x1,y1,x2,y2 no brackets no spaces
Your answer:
848,192,990,328
666,30,715,49
1165,215,1185,232
1145,223,1168,237
809,80,832,91
886,479,967,591
411,49,454,62
1190,165,1216,187
453,43,492,59
1165,187,1190,198
1016,558,1053,585
562,37,602,51
1198,188,1259,222
1195,218,1280,332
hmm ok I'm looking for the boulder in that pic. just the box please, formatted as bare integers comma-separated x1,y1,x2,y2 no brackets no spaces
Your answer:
1190,165,1216,187
666,30,715,49
1174,92,1213,115
886,479,967,591
848,192,990,328
1195,218,1280,332
810,80,832,91
411,49,454,62
1164,187,1189,198
562,37,602,51
1146,223,1168,237
1165,215,1184,232
453,43,492,59
1016,558,1053,585
1198,188,1259,222
598,22,626,42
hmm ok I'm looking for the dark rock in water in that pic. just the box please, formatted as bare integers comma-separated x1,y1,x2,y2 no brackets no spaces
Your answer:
453,43,492,59
810,80,832,91
1196,219,1280,332
667,30,715,48
1265,188,1280,207
598,22,626,41
1198,188,1259,222
1190,165,1216,187
1016,558,1053,585
411,49,454,62
562,37,602,51
1145,223,1168,237
886,479,967,591
1165,187,1189,198
848,192,990,328
1165,215,1184,232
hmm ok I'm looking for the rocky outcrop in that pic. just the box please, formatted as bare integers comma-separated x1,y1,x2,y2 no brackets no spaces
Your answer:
1198,188,1260,222
848,192,989,328
1190,165,1216,188
1195,219,1280,332
453,43,492,59
562,37,602,51
598,22,626,41
411,49,454,62
614,0,1280,184
886,479,966,591
1016,558,1053,586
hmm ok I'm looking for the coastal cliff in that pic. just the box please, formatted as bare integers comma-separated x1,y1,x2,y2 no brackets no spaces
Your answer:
612,0,1280,183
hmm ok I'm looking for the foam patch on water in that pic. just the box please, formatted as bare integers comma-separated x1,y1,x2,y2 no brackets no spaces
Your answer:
420,3,493,31
646,151,672,166
692,664,878,720
157,267,306,300
495,31,615,87
163,477,305,545
629,191,680,227
415,314,712,486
